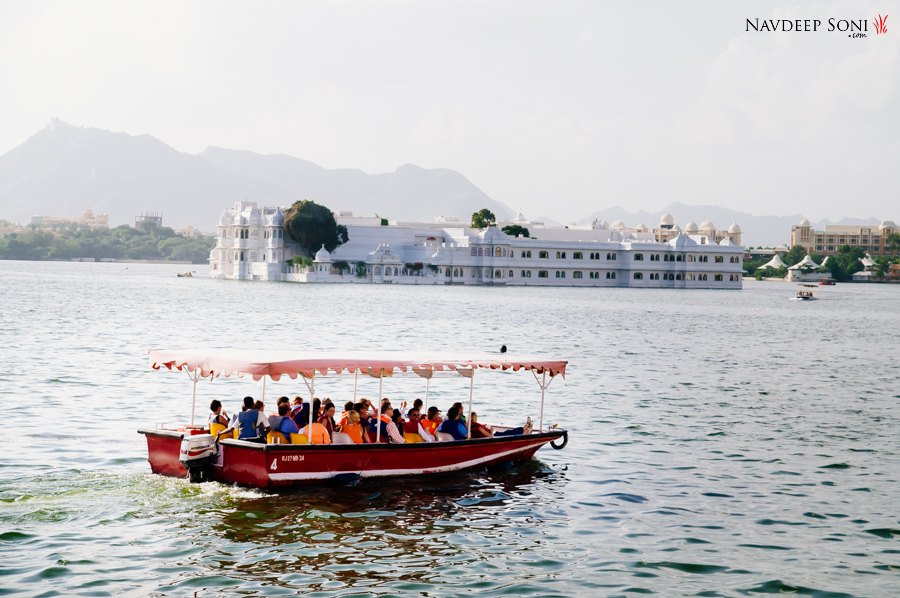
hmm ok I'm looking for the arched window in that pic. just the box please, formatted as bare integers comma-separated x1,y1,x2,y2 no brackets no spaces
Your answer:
715,274,723,281
495,248,502,257
633,272,643,280
538,270,548,278
634,253,644,261
574,252,583,259
573,271,583,279
676,273,683,280
495,269,502,278
509,270,514,278
715,255,724,263
676,255,684,262
539,251,549,259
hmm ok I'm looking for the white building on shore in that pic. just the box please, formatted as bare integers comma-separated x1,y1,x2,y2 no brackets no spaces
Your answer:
209,202,744,289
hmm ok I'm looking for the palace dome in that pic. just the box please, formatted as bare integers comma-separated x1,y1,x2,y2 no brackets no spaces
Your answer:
270,209,285,227
880,220,896,228
799,218,811,227
700,220,715,230
610,220,625,229
685,220,699,233
314,245,331,262
728,222,742,234
660,212,674,226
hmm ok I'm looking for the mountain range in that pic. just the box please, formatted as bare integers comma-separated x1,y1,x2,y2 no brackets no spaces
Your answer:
0,120,882,246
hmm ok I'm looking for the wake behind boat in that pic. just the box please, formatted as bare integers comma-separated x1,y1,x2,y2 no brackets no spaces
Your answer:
139,350,569,489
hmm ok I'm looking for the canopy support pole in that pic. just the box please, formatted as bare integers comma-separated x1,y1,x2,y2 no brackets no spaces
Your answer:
531,369,557,433
375,370,384,442
261,376,266,404
308,374,315,443
466,370,475,439
423,377,430,413
353,372,358,402
190,369,199,426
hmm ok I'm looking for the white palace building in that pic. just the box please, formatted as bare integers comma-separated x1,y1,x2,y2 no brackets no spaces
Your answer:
208,202,744,289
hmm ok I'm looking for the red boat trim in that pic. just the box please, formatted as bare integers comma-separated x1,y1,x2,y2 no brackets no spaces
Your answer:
267,442,544,481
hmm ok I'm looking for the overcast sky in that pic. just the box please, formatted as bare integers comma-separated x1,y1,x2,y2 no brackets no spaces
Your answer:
1,0,898,222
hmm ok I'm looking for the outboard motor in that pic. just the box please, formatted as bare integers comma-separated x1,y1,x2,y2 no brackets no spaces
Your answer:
179,433,217,483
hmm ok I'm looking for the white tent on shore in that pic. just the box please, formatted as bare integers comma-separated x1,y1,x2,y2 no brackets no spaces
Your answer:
759,254,787,270
788,255,821,270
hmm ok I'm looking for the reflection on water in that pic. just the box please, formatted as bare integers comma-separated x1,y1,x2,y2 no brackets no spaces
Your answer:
1,262,899,596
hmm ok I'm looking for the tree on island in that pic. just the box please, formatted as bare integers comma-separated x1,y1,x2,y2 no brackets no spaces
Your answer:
887,232,900,256
501,224,529,238
826,245,866,282
782,245,808,267
283,200,349,255
470,208,496,229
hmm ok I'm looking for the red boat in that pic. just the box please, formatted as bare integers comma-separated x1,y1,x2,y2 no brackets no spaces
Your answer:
139,350,569,489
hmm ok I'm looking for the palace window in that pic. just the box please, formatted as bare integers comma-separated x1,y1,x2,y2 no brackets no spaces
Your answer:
539,251,549,259
634,253,644,261
556,251,567,259
607,252,617,260
538,270,548,278
714,274,723,281
573,271,583,279
573,252,583,259
555,271,566,278
606,271,616,279
714,255,724,263
633,272,643,280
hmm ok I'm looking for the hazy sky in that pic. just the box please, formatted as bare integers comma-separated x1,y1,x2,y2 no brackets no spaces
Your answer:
1,0,898,222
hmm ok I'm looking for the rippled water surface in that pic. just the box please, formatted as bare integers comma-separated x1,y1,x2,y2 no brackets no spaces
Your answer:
1,261,899,597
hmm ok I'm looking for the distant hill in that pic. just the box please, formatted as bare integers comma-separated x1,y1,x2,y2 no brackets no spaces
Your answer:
582,202,881,247
0,120,512,229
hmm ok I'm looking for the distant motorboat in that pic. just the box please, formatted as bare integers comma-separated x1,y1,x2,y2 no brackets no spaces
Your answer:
819,278,836,286
792,285,817,301
177,271,193,278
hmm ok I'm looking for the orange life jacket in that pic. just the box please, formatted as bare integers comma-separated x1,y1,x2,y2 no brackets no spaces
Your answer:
340,422,364,444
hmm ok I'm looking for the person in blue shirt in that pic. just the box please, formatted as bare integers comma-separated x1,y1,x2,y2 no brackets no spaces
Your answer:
438,406,469,440
277,403,300,436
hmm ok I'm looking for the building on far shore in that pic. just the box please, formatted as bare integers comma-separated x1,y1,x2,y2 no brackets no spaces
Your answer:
30,209,108,228
791,219,897,256
209,202,745,289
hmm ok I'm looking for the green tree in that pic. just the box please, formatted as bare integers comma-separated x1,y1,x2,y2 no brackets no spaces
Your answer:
887,233,900,256
471,208,497,229
783,245,808,267
827,245,866,282
502,224,530,238
283,200,349,255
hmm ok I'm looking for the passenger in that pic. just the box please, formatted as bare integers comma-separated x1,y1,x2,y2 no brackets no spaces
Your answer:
390,408,405,431
437,406,468,440
318,403,337,439
209,399,229,427
292,397,310,429
338,409,367,444
469,411,494,438
403,408,432,442
451,401,467,424
380,406,406,443
421,406,442,438
268,396,291,430
411,398,423,416
338,400,354,427
277,403,300,436
232,396,268,443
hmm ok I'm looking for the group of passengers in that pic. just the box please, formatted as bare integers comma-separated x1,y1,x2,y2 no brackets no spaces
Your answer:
209,395,532,445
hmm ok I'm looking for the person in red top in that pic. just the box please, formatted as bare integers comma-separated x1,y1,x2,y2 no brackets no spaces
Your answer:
318,403,337,440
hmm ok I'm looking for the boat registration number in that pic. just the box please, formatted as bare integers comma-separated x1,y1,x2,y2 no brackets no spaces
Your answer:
271,455,305,469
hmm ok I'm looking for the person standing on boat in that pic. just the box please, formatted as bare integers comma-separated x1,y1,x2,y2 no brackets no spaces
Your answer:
438,406,468,440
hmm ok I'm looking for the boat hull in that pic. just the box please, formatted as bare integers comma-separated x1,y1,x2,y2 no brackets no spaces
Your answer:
139,428,566,489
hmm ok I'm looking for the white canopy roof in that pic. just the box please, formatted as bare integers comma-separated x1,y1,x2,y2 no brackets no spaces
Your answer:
759,254,787,269
788,255,821,270
149,349,568,381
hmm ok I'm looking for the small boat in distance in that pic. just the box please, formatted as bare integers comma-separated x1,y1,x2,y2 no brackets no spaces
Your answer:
792,285,818,301
176,271,193,277
139,350,569,489
819,278,836,286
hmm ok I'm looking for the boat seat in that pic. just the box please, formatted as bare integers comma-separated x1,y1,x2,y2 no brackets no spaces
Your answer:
404,432,424,443
331,431,354,444
298,423,332,445
289,433,309,445
435,431,455,442
209,423,227,438
267,431,288,444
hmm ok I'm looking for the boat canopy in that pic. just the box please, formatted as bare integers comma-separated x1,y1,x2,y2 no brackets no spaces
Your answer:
149,349,567,381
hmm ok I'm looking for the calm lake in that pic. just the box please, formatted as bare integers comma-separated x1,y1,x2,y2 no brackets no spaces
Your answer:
1,260,898,597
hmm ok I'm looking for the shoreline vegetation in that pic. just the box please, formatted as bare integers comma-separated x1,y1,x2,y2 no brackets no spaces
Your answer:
0,220,214,264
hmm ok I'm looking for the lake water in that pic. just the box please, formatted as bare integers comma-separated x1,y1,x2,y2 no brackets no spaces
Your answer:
1,260,898,597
